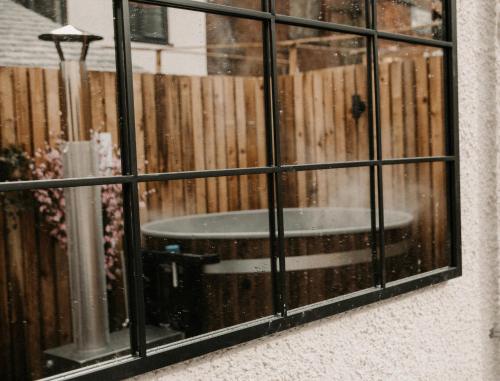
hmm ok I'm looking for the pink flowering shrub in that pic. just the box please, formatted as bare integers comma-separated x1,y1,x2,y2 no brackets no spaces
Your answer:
30,138,136,288
31,143,67,249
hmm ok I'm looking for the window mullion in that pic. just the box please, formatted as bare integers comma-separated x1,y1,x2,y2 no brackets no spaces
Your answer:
267,0,287,317
113,0,147,357
370,0,387,288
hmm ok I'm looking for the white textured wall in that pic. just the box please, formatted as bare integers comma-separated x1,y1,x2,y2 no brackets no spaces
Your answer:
134,0,500,379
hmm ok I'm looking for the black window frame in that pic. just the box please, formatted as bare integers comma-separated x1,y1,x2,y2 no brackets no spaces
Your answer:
0,0,460,380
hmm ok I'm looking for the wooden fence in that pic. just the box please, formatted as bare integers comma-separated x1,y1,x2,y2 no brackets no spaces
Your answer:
0,54,446,380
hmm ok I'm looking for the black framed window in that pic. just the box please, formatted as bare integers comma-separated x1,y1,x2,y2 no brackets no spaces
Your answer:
129,3,168,44
0,0,460,380
14,0,66,23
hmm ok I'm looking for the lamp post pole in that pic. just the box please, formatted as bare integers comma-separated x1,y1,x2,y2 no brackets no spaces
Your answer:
39,26,110,354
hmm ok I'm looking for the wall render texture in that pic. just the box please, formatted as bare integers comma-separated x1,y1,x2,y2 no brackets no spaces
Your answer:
134,0,500,379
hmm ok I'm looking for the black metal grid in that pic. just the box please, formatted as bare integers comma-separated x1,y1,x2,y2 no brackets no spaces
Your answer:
0,0,460,380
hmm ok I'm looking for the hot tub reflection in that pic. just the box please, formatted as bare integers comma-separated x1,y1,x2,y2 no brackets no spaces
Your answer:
141,207,413,336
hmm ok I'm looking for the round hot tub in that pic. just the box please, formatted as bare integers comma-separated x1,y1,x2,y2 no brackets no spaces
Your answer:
141,207,413,335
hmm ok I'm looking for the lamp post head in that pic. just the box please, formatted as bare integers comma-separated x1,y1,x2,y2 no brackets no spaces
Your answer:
38,25,103,62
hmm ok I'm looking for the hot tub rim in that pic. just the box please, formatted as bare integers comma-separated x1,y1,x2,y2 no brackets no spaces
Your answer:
140,207,414,240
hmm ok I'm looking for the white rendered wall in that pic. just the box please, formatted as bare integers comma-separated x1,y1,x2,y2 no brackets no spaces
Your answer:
66,0,207,75
132,0,500,379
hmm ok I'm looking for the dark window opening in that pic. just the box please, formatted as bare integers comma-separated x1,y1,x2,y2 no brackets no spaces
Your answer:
129,3,168,45
14,0,66,23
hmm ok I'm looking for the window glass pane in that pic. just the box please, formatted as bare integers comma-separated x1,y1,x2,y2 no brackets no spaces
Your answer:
282,167,373,309
130,3,168,44
140,175,273,342
130,8,266,174
378,41,445,159
383,162,451,283
377,0,444,40
277,25,369,165
276,0,366,27
0,185,129,380
0,0,122,183
13,0,66,23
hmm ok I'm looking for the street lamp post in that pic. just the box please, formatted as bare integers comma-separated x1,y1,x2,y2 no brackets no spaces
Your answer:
39,26,110,355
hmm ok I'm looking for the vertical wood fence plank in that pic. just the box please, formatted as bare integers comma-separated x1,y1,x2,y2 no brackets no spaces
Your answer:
331,66,347,217
414,57,433,271
103,72,118,145
166,76,185,216
202,77,218,213
293,74,307,207
428,56,446,268
143,74,161,216
213,76,228,212
390,61,405,210
0,68,17,146
223,77,239,211
88,72,106,136
244,77,259,209
191,76,207,214
179,76,196,215
13,68,31,151
235,77,249,210
0,210,12,380
378,62,393,209
313,72,327,206
255,79,267,208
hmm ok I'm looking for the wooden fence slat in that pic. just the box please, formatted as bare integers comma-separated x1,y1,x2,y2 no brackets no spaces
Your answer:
166,76,185,216
142,74,161,215
303,72,317,207
0,209,12,380
293,74,307,207
390,61,405,209
378,62,393,210
5,206,27,380
13,68,31,151
244,77,259,209
191,76,208,214
0,68,16,146
355,63,369,201
255,79,267,208
179,76,196,215
280,75,297,207
53,245,71,346
313,72,327,206
235,77,249,210
103,72,118,144
428,56,446,268
414,56,433,271
322,70,336,207
213,76,228,212
202,77,218,213
332,67,347,206
44,69,62,146
88,72,105,136
223,77,239,211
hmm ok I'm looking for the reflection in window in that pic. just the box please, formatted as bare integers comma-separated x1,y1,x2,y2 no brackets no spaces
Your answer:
140,175,272,338
276,0,366,27
282,167,374,309
130,3,168,44
0,186,129,379
377,41,445,159
14,0,66,23
383,162,451,281
277,25,369,165
377,0,443,40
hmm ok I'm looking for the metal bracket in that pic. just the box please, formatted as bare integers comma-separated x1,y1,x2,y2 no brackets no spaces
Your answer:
352,94,366,120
